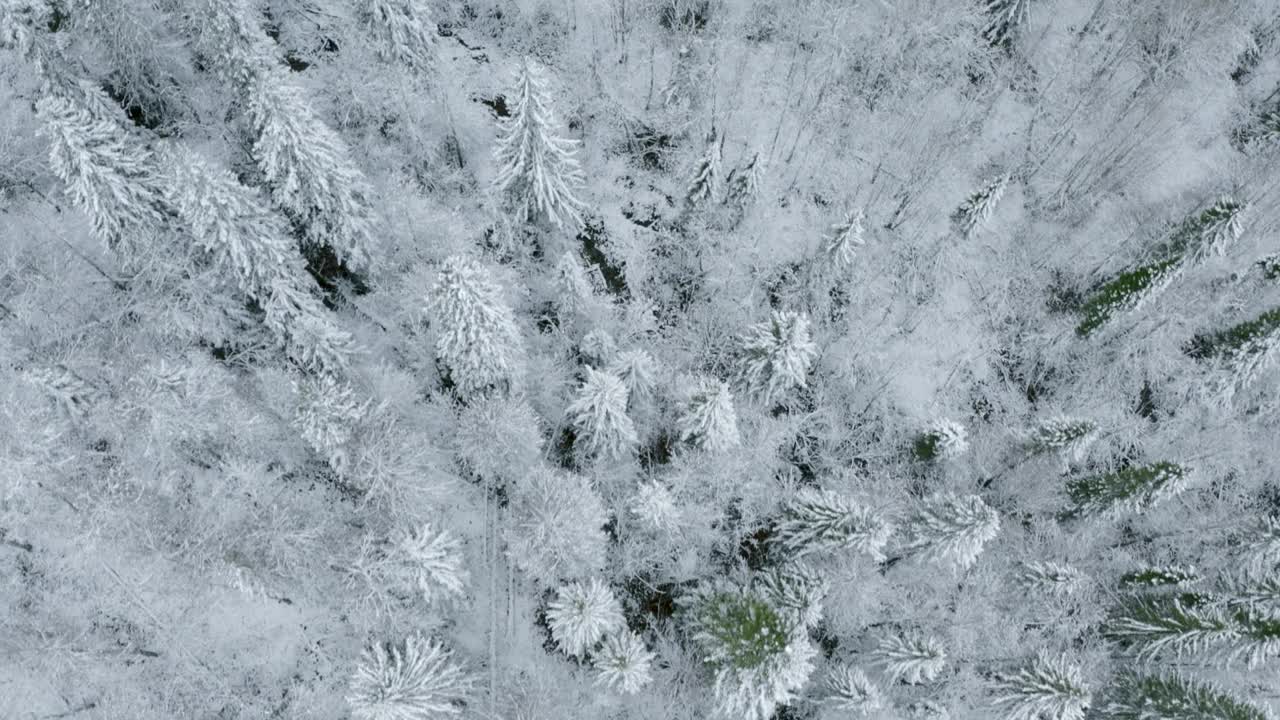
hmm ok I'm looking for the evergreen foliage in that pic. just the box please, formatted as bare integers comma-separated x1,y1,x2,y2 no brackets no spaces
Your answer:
396,524,469,605
914,418,970,461
358,0,437,72
1064,462,1188,518
1185,308,1280,362
1075,256,1182,336
822,208,866,273
676,378,741,451
1118,565,1200,590
608,348,659,405
754,562,827,630
738,310,818,405
953,174,1009,236
566,366,638,460
506,466,608,581
1016,561,1089,597
492,59,586,229
1026,416,1097,458
593,630,656,694
906,493,1000,571
983,0,1031,47
547,578,626,657
822,663,883,715
347,635,474,720
774,488,894,561
426,255,525,398
874,632,947,685
989,653,1091,720
686,129,723,207
1105,672,1268,720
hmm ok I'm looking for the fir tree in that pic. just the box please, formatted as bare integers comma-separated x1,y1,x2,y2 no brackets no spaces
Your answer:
822,663,883,715
347,635,474,720
661,44,697,111
566,366,637,460
905,493,1001,571
953,174,1009,236
293,372,371,475
1016,561,1089,597
724,153,762,211
822,208,866,273
492,59,586,229
1185,197,1246,259
1075,256,1182,336
547,578,625,657
737,310,818,405
774,488,894,561
983,0,1031,47
506,466,608,581
914,418,970,461
608,349,659,406
395,524,468,605
553,251,594,318
874,632,947,685
358,0,437,72
1118,565,1199,590
1064,461,1188,518
166,148,358,374
630,480,681,533
1242,516,1280,571
1103,594,1234,662
35,91,168,255
685,129,723,207
683,583,816,720
425,255,525,398
579,329,617,367
676,378,741,452
194,0,379,273
989,653,1091,720
754,562,828,630
593,631,656,694
1105,672,1268,720
1026,416,1097,459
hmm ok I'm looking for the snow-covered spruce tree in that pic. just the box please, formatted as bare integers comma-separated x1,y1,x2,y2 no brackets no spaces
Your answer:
455,393,543,481
685,129,723,208
682,583,817,720
1242,516,1280,571
953,174,1008,237
195,0,378,273
630,480,681,533
737,310,818,405
982,0,1031,47
724,153,761,212
822,663,883,715
1104,672,1268,720
774,489,893,561
754,562,827,630
492,59,586,229
506,466,608,582
914,418,970,461
165,148,359,373
1064,461,1188,518
553,251,594,318
989,653,1091,720
425,255,525,398
566,366,637,460
1187,197,1246,259
608,348,659,406
1016,561,1089,597
822,208,866,273
1025,416,1097,460
905,493,1000,571
1105,592,1280,668
1188,307,1280,403
546,577,625,657
676,378,741,451
358,0,437,72
1118,565,1199,590
293,372,371,474
579,329,617,367
873,632,947,685
395,524,468,605
594,630,656,694
34,91,168,256
347,635,474,720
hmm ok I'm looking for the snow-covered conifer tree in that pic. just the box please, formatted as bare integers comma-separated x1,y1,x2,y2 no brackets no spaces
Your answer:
506,466,608,581
755,562,827,630
1016,561,1089,597
196,0,378,273
35,91,168,255
874,632,947,685
546,577,625,657
738,311,817,405
682,583,816,720
358,0,437,72
724,153,761,211
676,378,741,451
608,349,659,405
983,0,1031,47
775,489,893,561
989,653,1091,720
492,59,586,229
554,251,594,318
594,631,656,694
1105,672,1268,720
347,635,474,720
293,372,371,474
166,148,358,373
915,419,970,461
425,255,525,398
953,174,1009,236
1064,461,1188,518
1026,416,1097,460
566,366,637,460
630,480,681,533
822,208,866,273
905,493,1000,571
822,664,883,715
685,129,723,207
395,524,468,605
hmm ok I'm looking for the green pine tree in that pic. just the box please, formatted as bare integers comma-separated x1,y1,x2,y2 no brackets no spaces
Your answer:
1064,462,1188,517
1105,672,1268,720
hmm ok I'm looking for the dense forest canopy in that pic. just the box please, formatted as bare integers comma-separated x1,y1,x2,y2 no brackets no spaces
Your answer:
1,0,1279,718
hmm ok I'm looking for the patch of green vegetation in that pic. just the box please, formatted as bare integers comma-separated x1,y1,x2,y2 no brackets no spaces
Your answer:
1076,256,1182,337
1184,307,1280,361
